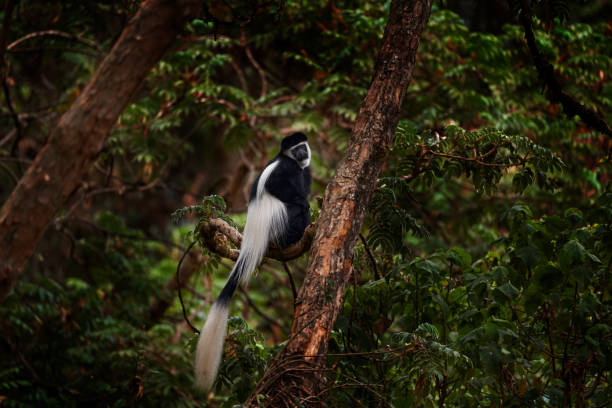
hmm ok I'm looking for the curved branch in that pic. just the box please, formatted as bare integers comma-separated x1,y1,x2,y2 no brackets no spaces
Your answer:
6,30,103,53
241,31,267,99
0,160,19,185
518,0,612,137
176,241,201,334
199,218,316,262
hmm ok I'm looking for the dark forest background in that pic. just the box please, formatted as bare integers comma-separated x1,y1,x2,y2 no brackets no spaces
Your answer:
0,0,611,406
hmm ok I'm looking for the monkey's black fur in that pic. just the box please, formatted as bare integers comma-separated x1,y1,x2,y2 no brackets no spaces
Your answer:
250,135,311,247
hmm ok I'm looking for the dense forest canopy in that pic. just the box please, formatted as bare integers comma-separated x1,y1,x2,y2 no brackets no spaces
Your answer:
0,0,611,407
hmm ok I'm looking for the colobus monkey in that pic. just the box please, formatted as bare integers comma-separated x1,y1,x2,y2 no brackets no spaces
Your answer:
194,132,312,391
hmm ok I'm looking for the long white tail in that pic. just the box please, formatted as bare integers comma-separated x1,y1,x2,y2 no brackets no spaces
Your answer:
194,168,287,391
194,301,230,390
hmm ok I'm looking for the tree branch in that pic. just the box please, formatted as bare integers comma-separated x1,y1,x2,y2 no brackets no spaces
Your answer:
241,31,267,99
359,233,380,280
239,287,289,335
517,0,612,137
147,243,204,329
198,218,316,262
176,241,201,334
0,0,22,155
0,0,202,302
6,30,103,54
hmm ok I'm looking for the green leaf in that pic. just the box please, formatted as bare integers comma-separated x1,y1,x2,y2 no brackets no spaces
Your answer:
533,263,563,291
514,246,543,270
494,282,519,301
559,239,587,272
447,247,472,269
570,266,593,289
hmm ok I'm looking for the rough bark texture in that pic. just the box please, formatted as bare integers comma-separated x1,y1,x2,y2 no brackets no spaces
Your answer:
246,1,433,406
0,0,201,302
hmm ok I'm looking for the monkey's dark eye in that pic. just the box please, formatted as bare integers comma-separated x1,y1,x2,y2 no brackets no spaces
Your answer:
291,145,308,162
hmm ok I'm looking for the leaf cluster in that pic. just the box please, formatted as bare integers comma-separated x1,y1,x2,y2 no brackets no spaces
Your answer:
329,195,612,406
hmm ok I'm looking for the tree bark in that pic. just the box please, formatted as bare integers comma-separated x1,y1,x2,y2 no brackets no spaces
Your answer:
0,0,201,302
246,1,433,406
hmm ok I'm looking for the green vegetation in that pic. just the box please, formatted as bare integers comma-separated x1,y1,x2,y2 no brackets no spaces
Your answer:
0,1,610,406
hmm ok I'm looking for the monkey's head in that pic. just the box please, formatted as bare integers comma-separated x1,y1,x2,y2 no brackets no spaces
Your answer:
282,132,311,168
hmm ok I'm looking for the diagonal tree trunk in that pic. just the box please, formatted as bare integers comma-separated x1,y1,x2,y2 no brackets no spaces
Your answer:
0,0,201,302
246,1,433,406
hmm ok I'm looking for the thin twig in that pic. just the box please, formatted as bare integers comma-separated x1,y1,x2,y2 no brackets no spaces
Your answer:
6,29,103,53
239,287,288,334
346,267,358,351
359,233,380,279
283,262,298,308
0,160,19,184
57,216,185,250
2,76,22,155
181,285,208,301
0,154,31,163
7,47,100,57
584,372,602,399
229,58,248,93
242,31,267,99
177,241,200,334
0,128,15,147
425,148,519,167
58,180,162,222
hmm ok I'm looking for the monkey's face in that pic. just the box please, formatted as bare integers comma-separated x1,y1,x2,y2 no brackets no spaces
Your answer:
286,142,311,168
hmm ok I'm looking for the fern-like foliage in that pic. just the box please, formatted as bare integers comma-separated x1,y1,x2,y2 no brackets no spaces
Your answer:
392,121,564,194
172,195,240,269
366,121,564,252
172,194,235,228
392,322,473,377
367,182,427,253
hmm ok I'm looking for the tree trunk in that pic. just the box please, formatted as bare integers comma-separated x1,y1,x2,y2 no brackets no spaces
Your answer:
0,0,201,302
246,1,433,406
